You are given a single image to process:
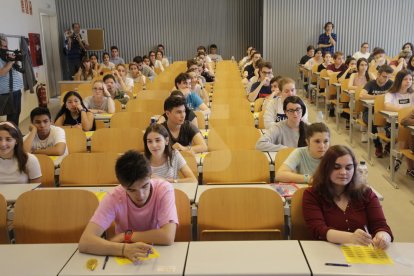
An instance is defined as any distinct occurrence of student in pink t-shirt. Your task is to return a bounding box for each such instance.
[79,150,178,262]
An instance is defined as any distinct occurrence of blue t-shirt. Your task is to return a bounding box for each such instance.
[250,82,272,101]
[318,32,337,54]
[186,92,203,110]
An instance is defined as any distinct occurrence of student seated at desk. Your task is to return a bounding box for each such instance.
[83,80,115,114]
[0,121,41,184]
[157,91,199,128]
[23,107,67,156]
[55,91,96,131]
[276,122,330,184]
[256,95,307,152]
[263,77,308,129]
[162,95,207,154]
[174,73,210,114]
[302,145,393,249]
[79,150,178,261]
[144,124,197,183]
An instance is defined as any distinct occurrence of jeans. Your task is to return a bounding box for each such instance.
[7,90,22,126]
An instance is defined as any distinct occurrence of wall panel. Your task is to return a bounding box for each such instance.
[56,0,262,64]
[263,0,414,78]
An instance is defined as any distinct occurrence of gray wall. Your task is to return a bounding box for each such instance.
[263,0,414,79]
[56,0,262,65]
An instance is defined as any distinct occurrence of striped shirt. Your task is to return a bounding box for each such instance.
[151,150,186,180]
[0,59,23,94]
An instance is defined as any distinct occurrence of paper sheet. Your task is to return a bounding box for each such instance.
[341,245,394,264]
[94,191,107,202]
[114,248,160,265]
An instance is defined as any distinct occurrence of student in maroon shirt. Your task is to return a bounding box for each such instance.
[302,145,393,249]
[327,51,348,79]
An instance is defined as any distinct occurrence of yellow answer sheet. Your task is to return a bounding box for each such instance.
[341,245,393,265]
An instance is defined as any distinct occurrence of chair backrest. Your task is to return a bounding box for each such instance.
[179,151,199,178]
[198,187,284,241]
[397,107,414,144]
[373,94,386,126]
[274,147,295,174]
[64,128,87,153]
[354,87,365,114]
[257,110,265,129]
[34,154,55,187]
[194,110,206,129]
[203,149,269,184]
[339,79,350,102]
[254,98,265,112]
[290,187,313,240]
[174,189,191,242]
[60,153,119,186]
[110,112,153,130]
[319,70,328,89]
[137,90,171,100]
[91,128,145,153]
[13,189,98,243]
[126,99,165,114]
[208,126,260,151]
[0,193,8,244]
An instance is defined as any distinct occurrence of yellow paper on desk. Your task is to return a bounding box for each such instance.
[95,192,107,202]
[114,248,160,265]
[49,156,58,161]
[341,245,393,264]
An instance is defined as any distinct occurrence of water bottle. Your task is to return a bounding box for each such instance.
[358,161,368,185]
[316,111,324,123]
[231,56,235,62]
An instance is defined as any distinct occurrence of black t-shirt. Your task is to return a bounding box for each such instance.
[363,80,393,95]
[299,55,312,65]
[244,64,255,80]
[162,120,199,147]
[250,82,272,101]
[317,63,327,72]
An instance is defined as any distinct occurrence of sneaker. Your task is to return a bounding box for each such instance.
[361,132,368,143]
[407,169,414,178]
[329,108,335,117]
[394,158,402,172]
[345,120,350,130]
[375,144,383,158]
[384,143,391,156]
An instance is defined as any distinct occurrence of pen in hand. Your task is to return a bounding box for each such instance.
[364,225,373,248]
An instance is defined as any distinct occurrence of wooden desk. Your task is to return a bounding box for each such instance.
[0,243,78,276]
[185,240,310,276]
[301,240,414,276]
[379,110,399,188]
[360,99,375,165]
[59,242,188,276]
[0,183,40,202]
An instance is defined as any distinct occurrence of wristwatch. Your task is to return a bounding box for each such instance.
[124,230,133,243]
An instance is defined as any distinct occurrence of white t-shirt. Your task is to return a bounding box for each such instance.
[23,125,68,156]
[384,92,414,109]
[352,51,370,61]
[151,150,186,180]
[0,153,42,183]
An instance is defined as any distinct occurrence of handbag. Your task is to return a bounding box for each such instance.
[0,91,15,116]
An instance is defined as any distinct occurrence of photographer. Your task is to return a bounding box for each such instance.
[65,22,88,80]
[0,34,23,125]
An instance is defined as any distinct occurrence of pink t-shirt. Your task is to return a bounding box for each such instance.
[90,179,178,234]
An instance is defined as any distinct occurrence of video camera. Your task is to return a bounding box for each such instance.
[0,48,24,62]
[0,48,25,73]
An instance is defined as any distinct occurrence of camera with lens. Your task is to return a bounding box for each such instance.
[0,48,24,62]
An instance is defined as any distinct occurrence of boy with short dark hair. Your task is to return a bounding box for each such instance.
[23,107,67,156]
[79,150,178,262]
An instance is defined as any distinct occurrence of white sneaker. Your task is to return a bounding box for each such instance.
[361,132,368,143]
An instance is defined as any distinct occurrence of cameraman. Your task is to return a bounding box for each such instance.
[0,34,23,125]
[65,22,88,80]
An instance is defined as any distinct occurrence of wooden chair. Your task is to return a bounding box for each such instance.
[0,194,8,244]
[254,97,265,112]
[198,187,284,241]
[34,154,55,187]
[64,128,87,153]
[60,153,119,186]
[373,94,390,144]
[290,187,312,240]
[203,149,269,184]
[398,107,414,163]
[126,99,165,114]
[136,89,170,100]
[274,147,295,175]
[110,112,153,130]
[174,189,191,242]
[179,151,199,178]
[257,110,265,129]
[208,126,260,151]
[194,110,206,129]
[13,189,98,243]
[114,100,124,112]
[91,128,145,153]
[354,87,367,128]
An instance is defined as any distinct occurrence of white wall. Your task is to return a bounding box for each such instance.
[0,0,56,123]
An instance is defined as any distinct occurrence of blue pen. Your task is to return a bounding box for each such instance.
[325,263,351,267]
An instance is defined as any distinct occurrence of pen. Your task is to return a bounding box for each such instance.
[325,263,351,267]
[364,225,374,248]
[102,255,109,270]
[146,243,154,257]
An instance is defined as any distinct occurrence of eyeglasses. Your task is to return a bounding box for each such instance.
[286,108,302,114]
[261,70,272,75]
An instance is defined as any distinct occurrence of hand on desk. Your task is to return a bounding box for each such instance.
[373,231,392,250]
[123,242,153,262]
[351,228,372,246]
